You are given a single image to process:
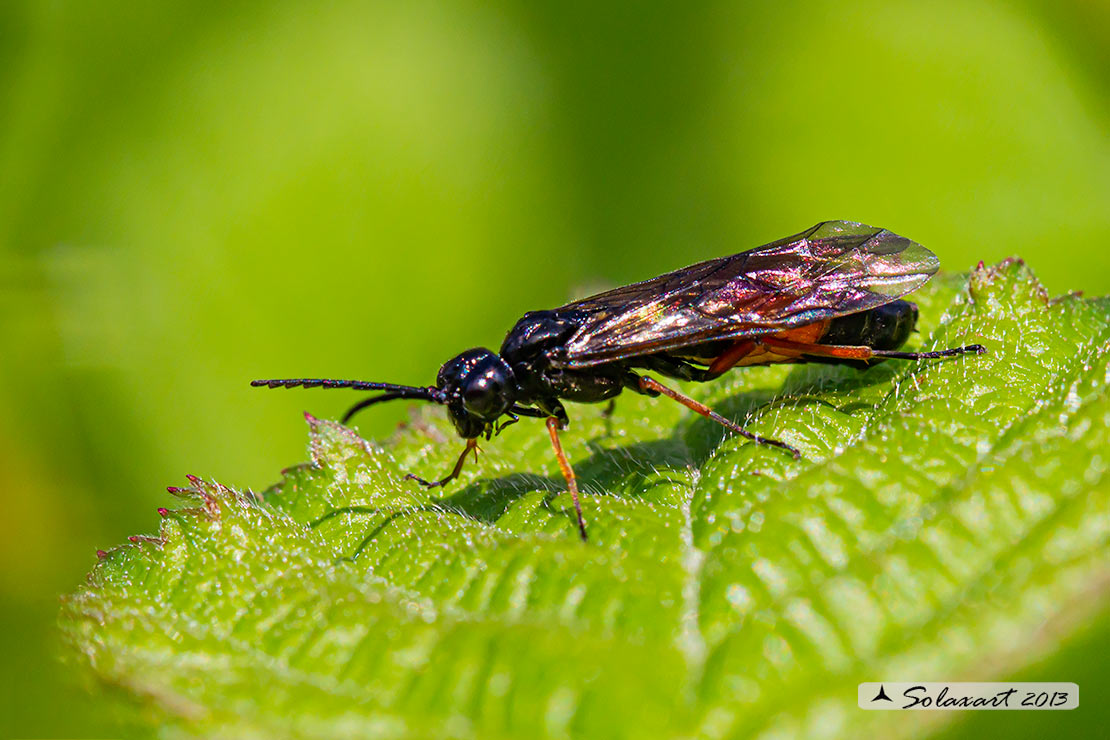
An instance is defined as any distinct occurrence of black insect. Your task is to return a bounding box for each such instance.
[253,221,985,541]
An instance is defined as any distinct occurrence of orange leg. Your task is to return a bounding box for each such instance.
[547,416,588,541]
[406,438,479,488]
[638,376,800,458]
[760,336,986,361]
[707,339,758,376]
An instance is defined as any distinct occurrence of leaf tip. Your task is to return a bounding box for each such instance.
[128,535,163,548]
[968,256,1051,307]
[305,409,380,468]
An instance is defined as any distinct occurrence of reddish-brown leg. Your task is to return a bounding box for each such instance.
[546,416,588,541]
[638,375,800,458]
[707,339,758,377]
[759,336,986,361]
[406,438,479,488]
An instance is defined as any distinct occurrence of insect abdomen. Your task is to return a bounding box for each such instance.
[820,299,918,351]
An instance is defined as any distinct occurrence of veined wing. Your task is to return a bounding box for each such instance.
[559,221,939,368]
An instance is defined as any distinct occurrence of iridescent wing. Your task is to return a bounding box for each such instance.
[559,221,939,368]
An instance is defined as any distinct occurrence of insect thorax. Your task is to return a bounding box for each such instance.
[500,310,625,405]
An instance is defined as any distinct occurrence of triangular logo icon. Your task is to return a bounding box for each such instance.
[872,684,893,702]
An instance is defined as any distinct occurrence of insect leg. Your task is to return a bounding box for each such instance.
[635,341,759,382]
[509,405,547,418]
[707,339,758,377]
[546,416,588,542]
[494,413,519,436]
[636,375,800,459]
[635,355,719,382]
[760,337,986,361]
[405,438,479,488]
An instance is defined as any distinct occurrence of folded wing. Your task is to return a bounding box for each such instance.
[560,221,939,368]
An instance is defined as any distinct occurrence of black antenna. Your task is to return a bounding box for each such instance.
[250,378,447,424]
[251,378,440,394]
[341,392,417,423]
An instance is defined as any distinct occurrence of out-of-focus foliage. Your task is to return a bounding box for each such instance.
[1,0,1107,736]
[62,263,1110,738]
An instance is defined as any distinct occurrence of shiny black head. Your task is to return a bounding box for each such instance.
[249,348,516,436]
[436,348,517,438]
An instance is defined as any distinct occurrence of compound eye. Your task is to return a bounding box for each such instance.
[463,375,506,420]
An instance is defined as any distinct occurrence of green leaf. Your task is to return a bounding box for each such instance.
[61,260,1110,739]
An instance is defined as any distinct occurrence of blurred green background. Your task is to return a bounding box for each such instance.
[0,0,1106,736]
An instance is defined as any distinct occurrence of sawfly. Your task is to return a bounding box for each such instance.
[254,221,985,540]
